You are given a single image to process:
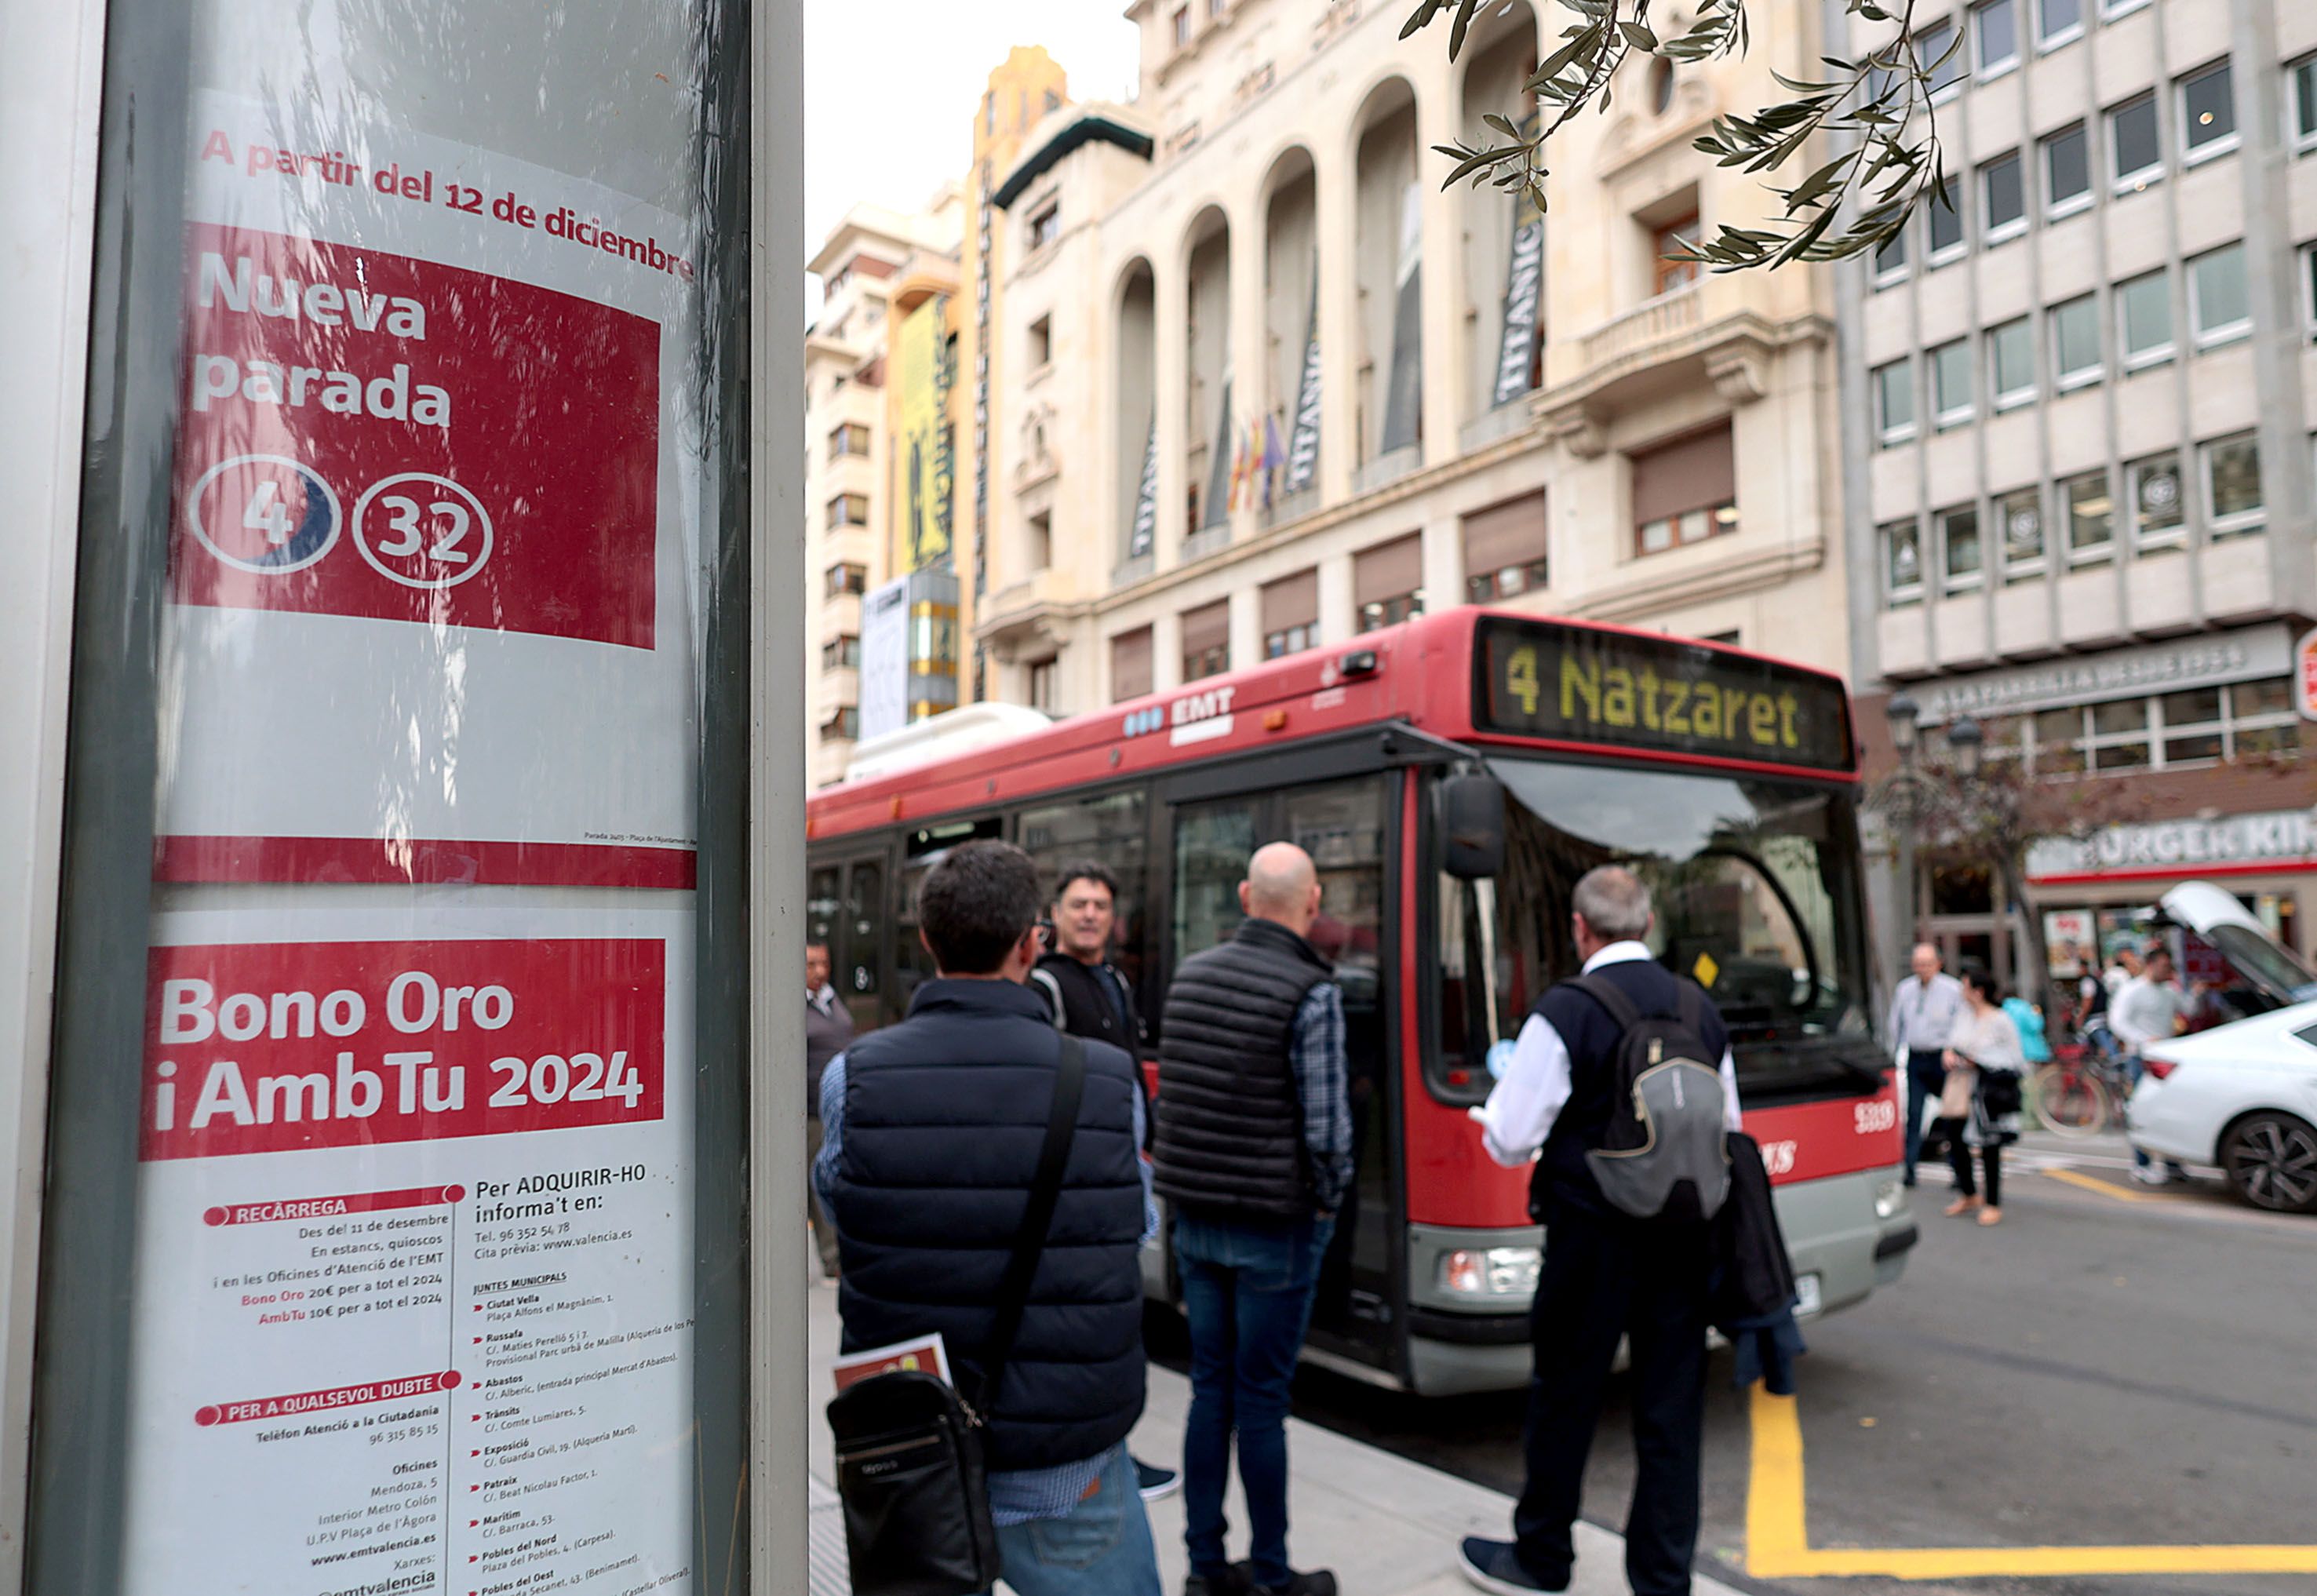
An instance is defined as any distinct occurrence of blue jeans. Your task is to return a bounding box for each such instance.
[1903,1051,1945,1183]
[987,1445,1160,1596]
[1172,1213,1335,1589]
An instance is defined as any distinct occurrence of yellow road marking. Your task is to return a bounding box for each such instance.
[1745,1386,2317,1580]
[2039,1165,2153,1202]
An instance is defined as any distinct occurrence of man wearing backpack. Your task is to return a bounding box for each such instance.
[1458,867,1742,1596]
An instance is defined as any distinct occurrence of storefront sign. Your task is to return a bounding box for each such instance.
[2027,810,2317,881]
[2296,627,2317,722]
[1913,626,2292,725]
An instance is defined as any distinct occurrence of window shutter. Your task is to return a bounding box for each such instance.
[1630,422,1736,529]
[1260,570,1319,636]
[1110,627,1154,701]
[1460,493,1547,577]
[1353,534,1423,607]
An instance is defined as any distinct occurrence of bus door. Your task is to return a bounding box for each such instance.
[1159,771,1403,1377]
[809,845,898,1033]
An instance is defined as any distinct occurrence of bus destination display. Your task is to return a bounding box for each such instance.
[1475,619,1853,772]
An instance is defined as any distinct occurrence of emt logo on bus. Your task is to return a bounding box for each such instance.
[1475,619,1853,772]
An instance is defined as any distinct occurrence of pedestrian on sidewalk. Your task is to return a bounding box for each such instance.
[1152,842,1352,1596]
[1887,943,1965,1187]
[1459,866,1741,1596]
[1031,859,1181,1506]
[803,939,852,1281]
[2110,944,2195,1186]
[814,840,1161,1596]
[1936,962,2025,1227]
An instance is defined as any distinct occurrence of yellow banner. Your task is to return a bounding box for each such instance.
[894,297,952,570]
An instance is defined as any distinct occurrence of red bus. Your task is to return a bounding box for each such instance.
[805,607,1916,1394]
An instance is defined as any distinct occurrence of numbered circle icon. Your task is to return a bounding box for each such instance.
[185,454,342,574]
[352,472,495,591]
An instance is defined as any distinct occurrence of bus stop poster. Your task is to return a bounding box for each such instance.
[119,905,694,1595]
[157,92,705,862]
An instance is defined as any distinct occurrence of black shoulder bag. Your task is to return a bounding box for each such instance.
[826,1035,1086,1596]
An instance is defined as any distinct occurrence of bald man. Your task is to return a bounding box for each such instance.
[1152,842,1352,1596]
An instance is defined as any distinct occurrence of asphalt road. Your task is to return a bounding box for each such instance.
[1164,1134,2317,1595]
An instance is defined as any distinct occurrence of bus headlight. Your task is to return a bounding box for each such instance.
[1440,1246,1541,1299]
[1874,1179,1907,1221]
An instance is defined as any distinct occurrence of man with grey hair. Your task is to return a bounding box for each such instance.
[1153,841,1353,1596]
[1885,942,1964,1187]
[1459,865,1741,1596]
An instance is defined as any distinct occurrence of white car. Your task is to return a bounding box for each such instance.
[2129,884,2317,1215]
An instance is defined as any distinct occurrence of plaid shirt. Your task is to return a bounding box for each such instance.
[1290,982,1355,1214]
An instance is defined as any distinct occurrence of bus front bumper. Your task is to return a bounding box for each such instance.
[1401,1170,1914,1396]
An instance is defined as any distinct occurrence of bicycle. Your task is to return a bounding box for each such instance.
[2031,1021,2133,1138]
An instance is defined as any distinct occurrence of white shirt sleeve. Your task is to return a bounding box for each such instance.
[1475,1012,1573,1168]
[1719,1049,1743,1132]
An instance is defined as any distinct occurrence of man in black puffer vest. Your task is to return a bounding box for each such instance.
[1458,867,1741,1596]
[1153,843,1353,1596]
[814,840,1162,1596]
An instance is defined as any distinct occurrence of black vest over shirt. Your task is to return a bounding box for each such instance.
[1152,918,1333,1225]
[826,978,1146,1470]
[1532,957,1731,1221]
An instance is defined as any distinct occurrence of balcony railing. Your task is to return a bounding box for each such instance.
[1579,282,1702,372]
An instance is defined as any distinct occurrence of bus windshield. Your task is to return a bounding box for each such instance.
[1436,756,1884,1106]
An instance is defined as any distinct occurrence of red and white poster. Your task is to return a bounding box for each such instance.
[120,905,694,1595]
[156,93,708,876]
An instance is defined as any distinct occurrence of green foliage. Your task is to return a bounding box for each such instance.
[1406,0,1951,271]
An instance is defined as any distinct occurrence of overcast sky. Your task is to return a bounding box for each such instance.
[802,1,1143,300]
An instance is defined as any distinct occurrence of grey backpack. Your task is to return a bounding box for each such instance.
[1571,974,1731,1224]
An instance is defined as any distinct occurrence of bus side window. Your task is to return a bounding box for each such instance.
[1172,798,1262,967]
[844,860,883,1032]
[1019,787,1151,1044]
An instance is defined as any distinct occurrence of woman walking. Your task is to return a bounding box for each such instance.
[1938,962,2026,1226]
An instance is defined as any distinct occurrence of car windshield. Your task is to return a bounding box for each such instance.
[1434,756,1884,1105]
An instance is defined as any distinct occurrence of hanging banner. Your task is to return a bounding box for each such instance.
[895,297,953,570]
[1283,275,1321,499]
[1379,183,1424,456]
[121,903,694,1594]
[858,575,912,744]
[1200,377,1233,531]
[1492,202,1544,409]
[158,93,704,873]
[1126,418,1158,562]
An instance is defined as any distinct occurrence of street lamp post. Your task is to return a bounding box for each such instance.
[1885,693,1995,967]
[1887,691,1921,944]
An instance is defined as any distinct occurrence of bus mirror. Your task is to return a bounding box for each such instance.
[1440,773,1506,880]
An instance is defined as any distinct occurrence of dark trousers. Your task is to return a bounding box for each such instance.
[805,1117,839,1277]
[1903,1051,1947,1183]
[1173,1213,1333,1589]
[1514,1206,1710,1596]
[1940,1123,2002,1205]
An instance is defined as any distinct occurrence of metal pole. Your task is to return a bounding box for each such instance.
[1896,776,1920,947]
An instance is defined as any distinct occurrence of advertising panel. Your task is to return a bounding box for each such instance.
[123,905,693,1593]
[894,297,953,571]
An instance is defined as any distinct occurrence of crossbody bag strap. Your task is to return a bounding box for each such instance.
[971,1034,1086,1417]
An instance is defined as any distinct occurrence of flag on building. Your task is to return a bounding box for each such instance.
[1260,414,1285,509]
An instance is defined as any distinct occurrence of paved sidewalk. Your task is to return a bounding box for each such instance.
[804,1281,1746,1596]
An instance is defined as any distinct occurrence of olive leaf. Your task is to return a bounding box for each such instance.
[1404,0,1947,271]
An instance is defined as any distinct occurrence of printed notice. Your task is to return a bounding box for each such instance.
[118,906,694,1596]
[157,92,707,859]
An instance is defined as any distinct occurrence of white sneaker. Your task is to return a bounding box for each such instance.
[2130,1164,2170,1186]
